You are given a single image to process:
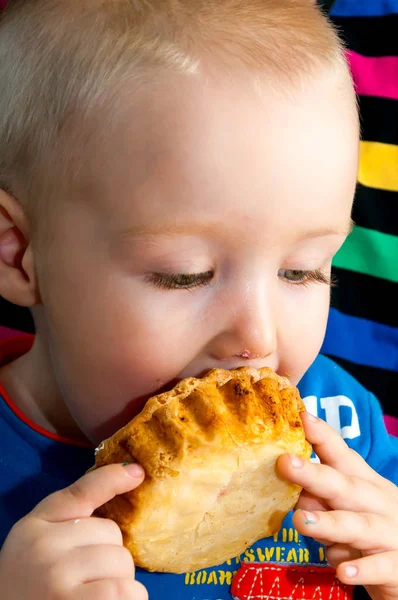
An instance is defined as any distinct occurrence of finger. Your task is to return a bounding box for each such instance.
[295,491,329,513]
[293,509,392,551]
[300,412,383,484]
[33,464,144,522]
[336,551,398,586]
[326,544,362,569]
[63,545,135,585]
[40,517,124,550]
[277,454,386,513]
[74,578,148,600]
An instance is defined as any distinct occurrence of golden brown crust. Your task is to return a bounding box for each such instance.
[95,367,311,574]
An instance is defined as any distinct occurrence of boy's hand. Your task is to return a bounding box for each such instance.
[0,463,147,600]
[278,412,398,600]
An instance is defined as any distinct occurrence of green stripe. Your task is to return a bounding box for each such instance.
[332,226,398,283]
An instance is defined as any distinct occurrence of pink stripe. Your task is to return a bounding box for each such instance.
[0,326,26,342]
[347,51,398,101]
[385,415,398,438]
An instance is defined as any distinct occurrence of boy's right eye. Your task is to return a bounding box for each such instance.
[146,271,214,290]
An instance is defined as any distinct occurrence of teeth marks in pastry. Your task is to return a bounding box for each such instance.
[94,367,312,574]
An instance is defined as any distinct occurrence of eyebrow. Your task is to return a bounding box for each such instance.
[119,218,355,240]
[299,218,355,240]
[119,222,220,239]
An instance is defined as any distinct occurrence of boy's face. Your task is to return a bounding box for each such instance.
[33,70,358,444]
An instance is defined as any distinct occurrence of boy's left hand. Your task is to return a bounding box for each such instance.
[277,412,398,600]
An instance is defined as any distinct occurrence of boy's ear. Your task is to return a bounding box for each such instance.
[0,189,40,307]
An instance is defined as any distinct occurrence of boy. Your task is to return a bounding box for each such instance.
[0,1,397,599]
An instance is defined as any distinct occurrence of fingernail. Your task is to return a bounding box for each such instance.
[305,412,318,423]
[301,510,318,525]
[343,565,359,579]
[123,463,144,478]
[289,455,304,469]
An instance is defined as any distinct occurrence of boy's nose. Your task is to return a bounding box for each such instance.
[209,289,278,367]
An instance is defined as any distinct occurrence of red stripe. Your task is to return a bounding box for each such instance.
[348,51,398,101]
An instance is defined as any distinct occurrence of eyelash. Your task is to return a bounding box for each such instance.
[147,268,335,290]
[147,271,214,290]
[278,269,335,287]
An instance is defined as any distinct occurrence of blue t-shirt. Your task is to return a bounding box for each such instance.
[1,350,397,600]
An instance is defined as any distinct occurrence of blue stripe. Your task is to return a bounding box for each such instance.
[321,308,398,372]
[331,0,398,17]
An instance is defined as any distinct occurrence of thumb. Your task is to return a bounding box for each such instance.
[32,463,144,523]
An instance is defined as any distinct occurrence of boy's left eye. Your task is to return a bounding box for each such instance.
[146,271,214,290]
[278,269,332,286]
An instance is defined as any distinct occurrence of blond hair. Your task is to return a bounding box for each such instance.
[0,0,348,222]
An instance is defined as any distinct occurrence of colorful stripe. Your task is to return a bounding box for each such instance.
[348,52,398,101]
[332,267,397,327]
[333,226,398,282]
[0,299,34,333]
[332,0,398,17]
[358,141,398,193]
[359,96,398,147]
[327,354,398,415]
[322,309,398,371]
[385,415,398,437]
[332,16,398,57]
[0,326,27,342]
[353,183,398,237]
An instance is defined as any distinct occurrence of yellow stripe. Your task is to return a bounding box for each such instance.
[358,141,398,192]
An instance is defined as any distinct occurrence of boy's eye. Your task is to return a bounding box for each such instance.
[278,269,333,286]
[147,271,214,290]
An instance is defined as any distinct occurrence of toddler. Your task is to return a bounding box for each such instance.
[0,1,397,599]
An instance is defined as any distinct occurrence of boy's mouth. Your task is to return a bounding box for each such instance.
[153,377,181,396]
[153,363,283,398]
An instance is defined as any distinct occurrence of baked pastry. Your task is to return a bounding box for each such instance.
[94,367,311,574]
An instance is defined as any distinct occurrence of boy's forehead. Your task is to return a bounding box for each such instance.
[92,68,356,169]
[78,69,357,238]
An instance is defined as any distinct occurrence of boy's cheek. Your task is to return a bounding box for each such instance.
[280,280,332,385]
[49,318,199,440]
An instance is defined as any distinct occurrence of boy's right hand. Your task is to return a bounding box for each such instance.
[0,463,147,599]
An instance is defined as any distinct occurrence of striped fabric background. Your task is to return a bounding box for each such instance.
[320,0,398,434]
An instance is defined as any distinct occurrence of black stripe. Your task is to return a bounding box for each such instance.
[330,268,398,327]
[359,95,398,147]
[0,297,34,333]
[323,354,398,417]
[352,183,398,237]
[317,0,335,13]
[331,15,398,57]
